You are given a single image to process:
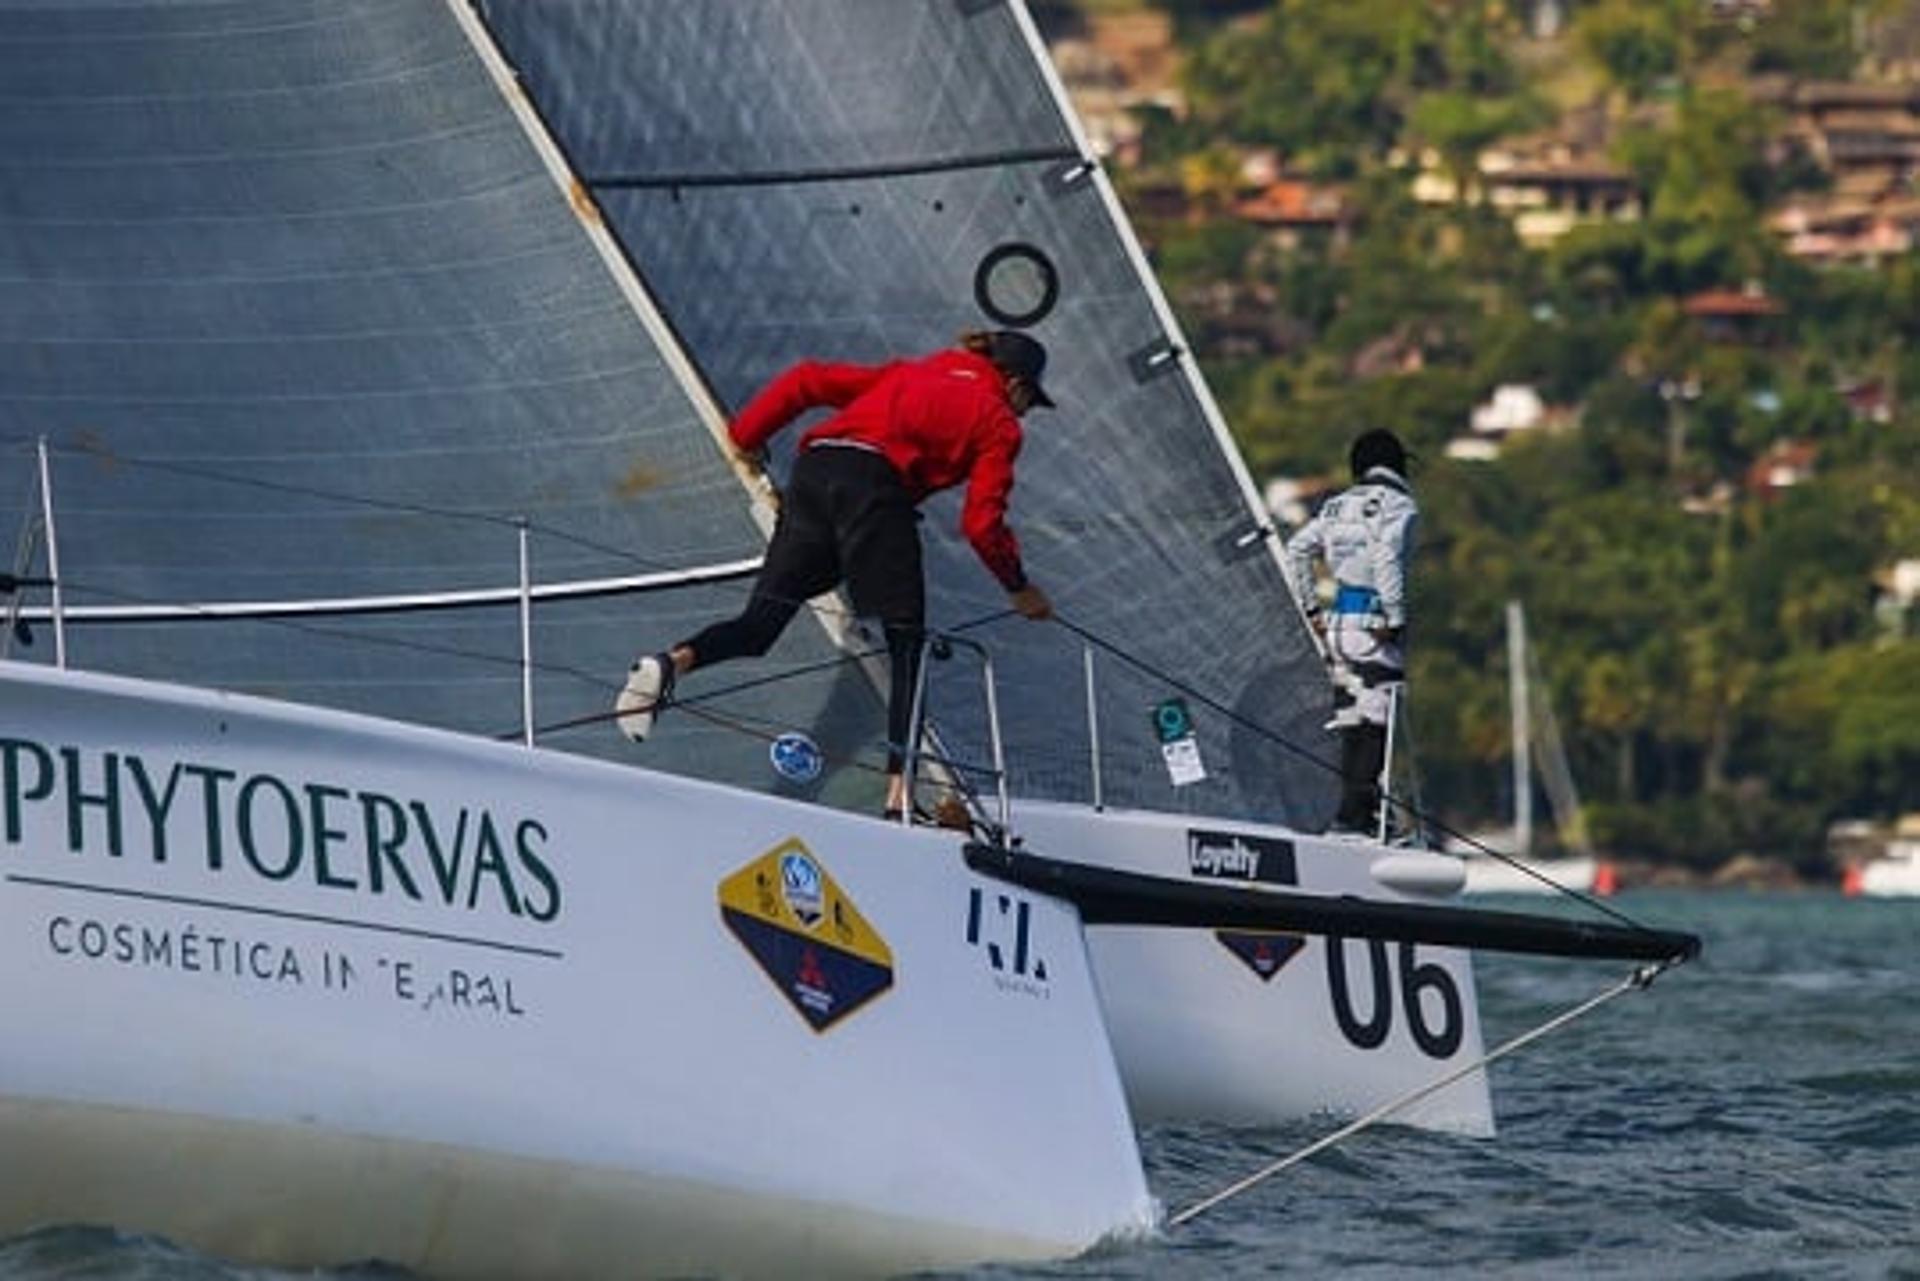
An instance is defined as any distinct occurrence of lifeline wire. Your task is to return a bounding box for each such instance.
[0,431,876,630]
[0,431,960,736]
[1169,960,1673,1228]
[516,606,1020,740]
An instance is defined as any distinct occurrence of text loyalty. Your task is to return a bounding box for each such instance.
[1,737,560,923]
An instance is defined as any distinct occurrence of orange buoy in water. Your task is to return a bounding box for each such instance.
[1842,864,1865,896]
[1593,861,1619,897]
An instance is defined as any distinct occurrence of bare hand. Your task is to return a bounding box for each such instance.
[1010,584,1054,621]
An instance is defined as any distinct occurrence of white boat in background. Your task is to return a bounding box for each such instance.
[1459,602,1612,896]
[1846,819,1920,896]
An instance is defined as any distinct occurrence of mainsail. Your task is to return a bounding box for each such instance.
[476,0,1341,827]
[0,0,882,806]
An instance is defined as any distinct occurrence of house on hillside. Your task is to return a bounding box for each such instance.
[1478,153,1641,247]
[1840,376,1898,424]
[1233,179,1353,252]
[1758,79,1920,194]
[1447,383,1576,461]
[1744,438,1818,499]
[1046,9,1182,167]
[1264,474,1339,530]
[1875,557,1920,636]
[1408,126,1642,246]
[1175,279,1310,358]
[1348,326,1436,379]
[1682,285,1785,342]
[1772,194,1918,265]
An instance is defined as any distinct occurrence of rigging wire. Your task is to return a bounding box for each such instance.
[1050,612,1663,937]
[39,573,616,687]
[511,609,1024,814]
[26,567,994,796]
[1168,959,1677,1228]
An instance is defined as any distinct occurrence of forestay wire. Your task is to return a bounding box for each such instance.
[1169,960,1676,1228]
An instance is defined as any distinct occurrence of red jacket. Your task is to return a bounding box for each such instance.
[729,349,1029,591]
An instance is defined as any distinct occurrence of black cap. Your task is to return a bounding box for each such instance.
[1350,428,1407,480]
[986,330,1056,408]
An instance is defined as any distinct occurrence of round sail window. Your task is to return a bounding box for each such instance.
[974,242,1059,328]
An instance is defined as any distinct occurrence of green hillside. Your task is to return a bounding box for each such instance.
[1056,0,1920,877]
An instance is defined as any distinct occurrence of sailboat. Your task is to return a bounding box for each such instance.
[469,0,1519,1133]
[1458,602,1609,895]
[0,1,1696,1276]
[1845,817,1920,896]
[0,3,1159,1273]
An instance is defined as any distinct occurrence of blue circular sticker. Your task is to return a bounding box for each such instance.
[769,731,824,783]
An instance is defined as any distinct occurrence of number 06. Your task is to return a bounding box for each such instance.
[1326,938,1465,1058]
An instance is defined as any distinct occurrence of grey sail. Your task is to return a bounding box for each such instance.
[477,0,1340,827]
[0,0,885,806]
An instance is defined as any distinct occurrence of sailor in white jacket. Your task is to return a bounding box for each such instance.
[1285,429,1417,833]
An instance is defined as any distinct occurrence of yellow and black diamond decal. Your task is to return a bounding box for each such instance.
[718,837,894,1032]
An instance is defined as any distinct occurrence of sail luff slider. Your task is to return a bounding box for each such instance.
[965,844,1702,964]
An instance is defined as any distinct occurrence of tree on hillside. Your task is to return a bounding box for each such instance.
[1615,86,1776,287]
[1574,0,1689,100]
[1178,0,1525,172]
[1761,642,1920,817]
[1749,0,1872,78]
[1406,91,1545,207]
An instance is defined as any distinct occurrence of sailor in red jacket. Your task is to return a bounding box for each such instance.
[616,330,1056,818]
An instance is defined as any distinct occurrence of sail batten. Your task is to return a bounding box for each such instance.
[590,146,1083,189]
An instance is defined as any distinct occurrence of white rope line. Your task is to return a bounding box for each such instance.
[1168,961,1668,1228]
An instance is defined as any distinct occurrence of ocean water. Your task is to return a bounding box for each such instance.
[5,891,1915,1279]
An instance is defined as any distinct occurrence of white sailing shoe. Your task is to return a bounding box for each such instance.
[615,653,675,741]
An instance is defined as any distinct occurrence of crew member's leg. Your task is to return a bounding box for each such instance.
[1329,620,1403,834]
[615,452,840,741]
[1335,722,1387,833]
[834,453,924,815]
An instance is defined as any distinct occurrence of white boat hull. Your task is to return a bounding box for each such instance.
[1,1095,1070,1279]
[0,663,1153,1278]
[1011,802,1495,1137]
[1857,842,1920,896]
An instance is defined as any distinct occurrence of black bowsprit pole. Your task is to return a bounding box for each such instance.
[965,843,1702,965]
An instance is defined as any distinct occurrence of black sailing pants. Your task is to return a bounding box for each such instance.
[679,445,926,771]
[1336,722,1387,833]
